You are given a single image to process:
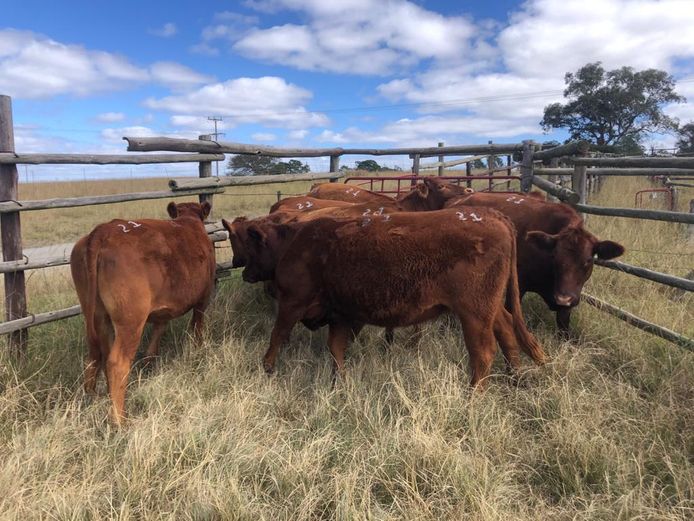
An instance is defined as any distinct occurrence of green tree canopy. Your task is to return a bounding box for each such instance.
[541,62,684,146]
[226,155,310,176]
[676,122,694,154]
[355,159,383,171]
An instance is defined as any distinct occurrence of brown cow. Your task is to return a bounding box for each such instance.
[269,195,355,215]
[309,182,396,204]
[424,180,625,331]
[229,210,546,384]
[70,202,216,424]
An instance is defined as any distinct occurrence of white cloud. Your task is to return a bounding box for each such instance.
[149,61,214,90]
[149,23,177,38]
[144,76,329,129]
[100,125,200,143]
[288,129,308,140]
[251,132,276,142]
[96,112,126,123]
[0,29,213,99]
[226,0,478,75]
[0,29,148,98]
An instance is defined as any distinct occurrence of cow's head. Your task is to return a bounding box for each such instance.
[222,217,296,283]
[167,201,211,221]
[222,216,251,269]
[526,225,624,307]
[422,177,474,208]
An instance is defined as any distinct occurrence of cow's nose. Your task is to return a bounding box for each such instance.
[555,294,579,307]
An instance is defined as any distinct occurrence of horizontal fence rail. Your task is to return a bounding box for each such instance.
[573,157,694,168]
[0,153,225,165]
[534,167,694,177]
[0,187,225,214]
[595,259,694,291]
[168,172,342,190]
[124,136,525,158]
[583,294,694,350]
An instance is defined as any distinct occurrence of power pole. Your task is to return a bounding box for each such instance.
[207,116,224,176]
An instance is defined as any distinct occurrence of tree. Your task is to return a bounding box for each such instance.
[614,135,645,156]
[355,159,382,171]
[676,122,694,154]
[226,155,310,175]
[541,62,684,146]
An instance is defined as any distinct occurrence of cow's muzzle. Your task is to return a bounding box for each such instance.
[554,293,579,307]
[242,271,258,283]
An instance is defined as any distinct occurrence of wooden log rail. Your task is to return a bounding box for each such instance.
[583,294,694,350]
[0,223,228,274]
[535,167,694,177]
[168,172,343,190]
[531,176,580,204]
[533,140,589,161]
[0,257,235,336]
[595,259,694,291]
[0,153,225,164]
[124,136,524,158]
[0,187,225,214]
[573,157,694,168]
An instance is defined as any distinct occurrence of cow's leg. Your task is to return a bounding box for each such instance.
[189,305,206,341]
[328,322,351,379]
[349,323,364,342]
[384,328,395,345]
[459,314,497,388]
[493,309,521,376]
[556,308,572,334]
[143,321,167,361]
[106,319,146,426]
[84,309,111,395]
[263,301,304,374]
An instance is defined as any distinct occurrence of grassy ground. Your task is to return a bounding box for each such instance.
[0,173,692,519]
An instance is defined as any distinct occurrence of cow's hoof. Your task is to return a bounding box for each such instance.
[263,361,275,375]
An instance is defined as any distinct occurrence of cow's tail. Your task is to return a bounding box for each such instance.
[504,220,546,365]
[83,230,102,350]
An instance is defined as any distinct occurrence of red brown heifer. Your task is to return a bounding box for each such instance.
[433,185,625,331]
[232,210,546,385]
[70,202,216,425]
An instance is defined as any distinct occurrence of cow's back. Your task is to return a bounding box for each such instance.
[309,183,395,204]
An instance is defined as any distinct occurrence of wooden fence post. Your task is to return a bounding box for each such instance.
[466,160,472,188]
[547,157,560,201]
[688,199,694,243]
[0,96,28,353]
[197,135,214,213]
[520,140,534,193]
[411,154,420,175]
[329,155,340,181]
[437,142,444,176]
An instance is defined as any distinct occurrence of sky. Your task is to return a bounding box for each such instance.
[3,0,694,180]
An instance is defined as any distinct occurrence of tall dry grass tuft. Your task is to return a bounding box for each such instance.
[0,174,691,519]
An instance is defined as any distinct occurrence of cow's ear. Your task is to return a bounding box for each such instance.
[526,230,557,251]
[247,224,267,245]
[594,240,624,260]
[201,201,212,220]
[221,218,234,236]
[416,182,429,198]
[167,202,178,218]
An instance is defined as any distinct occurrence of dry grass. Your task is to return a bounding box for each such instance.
[0,173,692,519]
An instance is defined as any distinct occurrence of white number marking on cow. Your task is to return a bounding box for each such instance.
[345,188,361,197]
[362,208,372,216]
[361,216,372,227]
[382,214,391,222]
[374,207,385,216]
[118,221,142,233]
[506,195,525,204]
[305,200,313,208]
[456,211,482,222]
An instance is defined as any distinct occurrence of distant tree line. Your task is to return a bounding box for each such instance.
[226,155,311,176]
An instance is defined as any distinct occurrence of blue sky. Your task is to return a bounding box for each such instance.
[2,0,694,179]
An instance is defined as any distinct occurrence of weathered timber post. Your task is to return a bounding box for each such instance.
[506,154,512,176]
[466,160,472,188]
[437,142,444,176]
[520,140,534,193]
[688,200,694,242]
[276,190,281,203]
[411,153,420,187]
[547,157,560,202]
[329,155,340,176]
[197,135,214,213]
[0,96,28,353]
[572,149,588,219]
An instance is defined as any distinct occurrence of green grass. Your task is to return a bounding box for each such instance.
[0,174,692,519]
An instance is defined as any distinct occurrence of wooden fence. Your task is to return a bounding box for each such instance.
[1,94,692,351]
